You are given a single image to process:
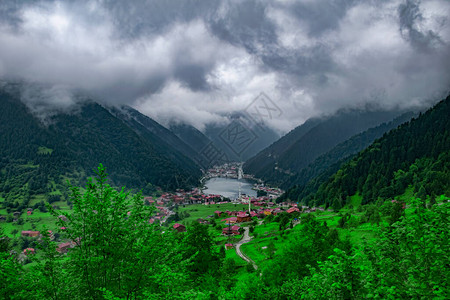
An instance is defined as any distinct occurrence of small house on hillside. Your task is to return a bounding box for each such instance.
[21,231,40,238]
[58,215,68,222]
[221,217,237,224]
[173,223,186,233]
[222,225,240,236]
[263,209,273,216]
[287,207,300,214]
[236,212,251,222]
[23,248,35,255]
[57,242,74,254]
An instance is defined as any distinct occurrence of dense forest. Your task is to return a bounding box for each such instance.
[244,109,405,187]
[0,82,201,215]
[283,95,450,208]
[280,112,416,190]
[1,165,448,299]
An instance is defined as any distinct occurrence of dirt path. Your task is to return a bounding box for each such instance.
[235,226,258,270]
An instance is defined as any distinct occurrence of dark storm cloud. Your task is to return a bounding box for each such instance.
[101,0,218,38]
[285,0,358,37]
[0,0,449,132]
[398,0,443,51]
[208,0,278,53]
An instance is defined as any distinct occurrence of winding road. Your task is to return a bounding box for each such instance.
[235,226,258,270]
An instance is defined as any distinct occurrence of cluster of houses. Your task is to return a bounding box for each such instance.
[169,201,327,237]
[253,184,284,199]
[205,165,239,179]
[19,215,78,256]
[20,230,65,256]
[145,189,225,207]
[20,235,78,256]
[203,163,255,181]
[148,206,172,224]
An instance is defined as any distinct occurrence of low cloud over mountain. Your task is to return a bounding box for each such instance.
[0,0,449,133]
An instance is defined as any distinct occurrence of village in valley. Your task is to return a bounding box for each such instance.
[13,162,329,268]
[145,162,323,228]
[140,162,329,267]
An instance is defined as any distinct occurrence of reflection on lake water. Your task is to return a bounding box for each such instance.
[203,177,256,199]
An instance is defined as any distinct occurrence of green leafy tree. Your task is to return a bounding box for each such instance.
[388,200,405,225]
[181,222,221,278]
[49,164,161,299]
[266,241,276,259]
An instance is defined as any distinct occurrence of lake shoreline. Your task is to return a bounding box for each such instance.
[202,177,257,200]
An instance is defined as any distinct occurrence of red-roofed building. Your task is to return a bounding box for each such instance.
[221,217,237,224]
[214,211,223,216]
[23,248,35,255]
[57,242,74,254]
[222,225,240,236]
[225,243,233,250]
[21,231,40,238]
[237,212,251,222]
[287,207,300,214]
[173,223,186,233]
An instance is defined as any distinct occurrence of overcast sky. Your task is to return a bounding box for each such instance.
[1,0,449,133]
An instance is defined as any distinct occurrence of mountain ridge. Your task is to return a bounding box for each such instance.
[0,83,201,205]
[244,108,406,185]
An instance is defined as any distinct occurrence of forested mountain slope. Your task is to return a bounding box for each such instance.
[0,83,201,206]
[169,123,211,155]
[243,117,322,179]
[279,112,416,200]
[244,109,403,185]
[292,95,450,207]
[109,105,202,166]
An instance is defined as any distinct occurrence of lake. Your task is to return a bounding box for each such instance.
[203,177,257,199]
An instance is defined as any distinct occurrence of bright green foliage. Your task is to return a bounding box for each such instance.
[262,216,341,287]
[0,252,25,299]
[283,248,364,299]
[181,222,221,277]
[290,199,450,299]
[362,199,450,298]
[48,164,167,298]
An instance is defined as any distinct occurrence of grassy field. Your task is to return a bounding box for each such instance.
[225,247,247,267]
[1,203,71,238]
[253,221,279,238]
